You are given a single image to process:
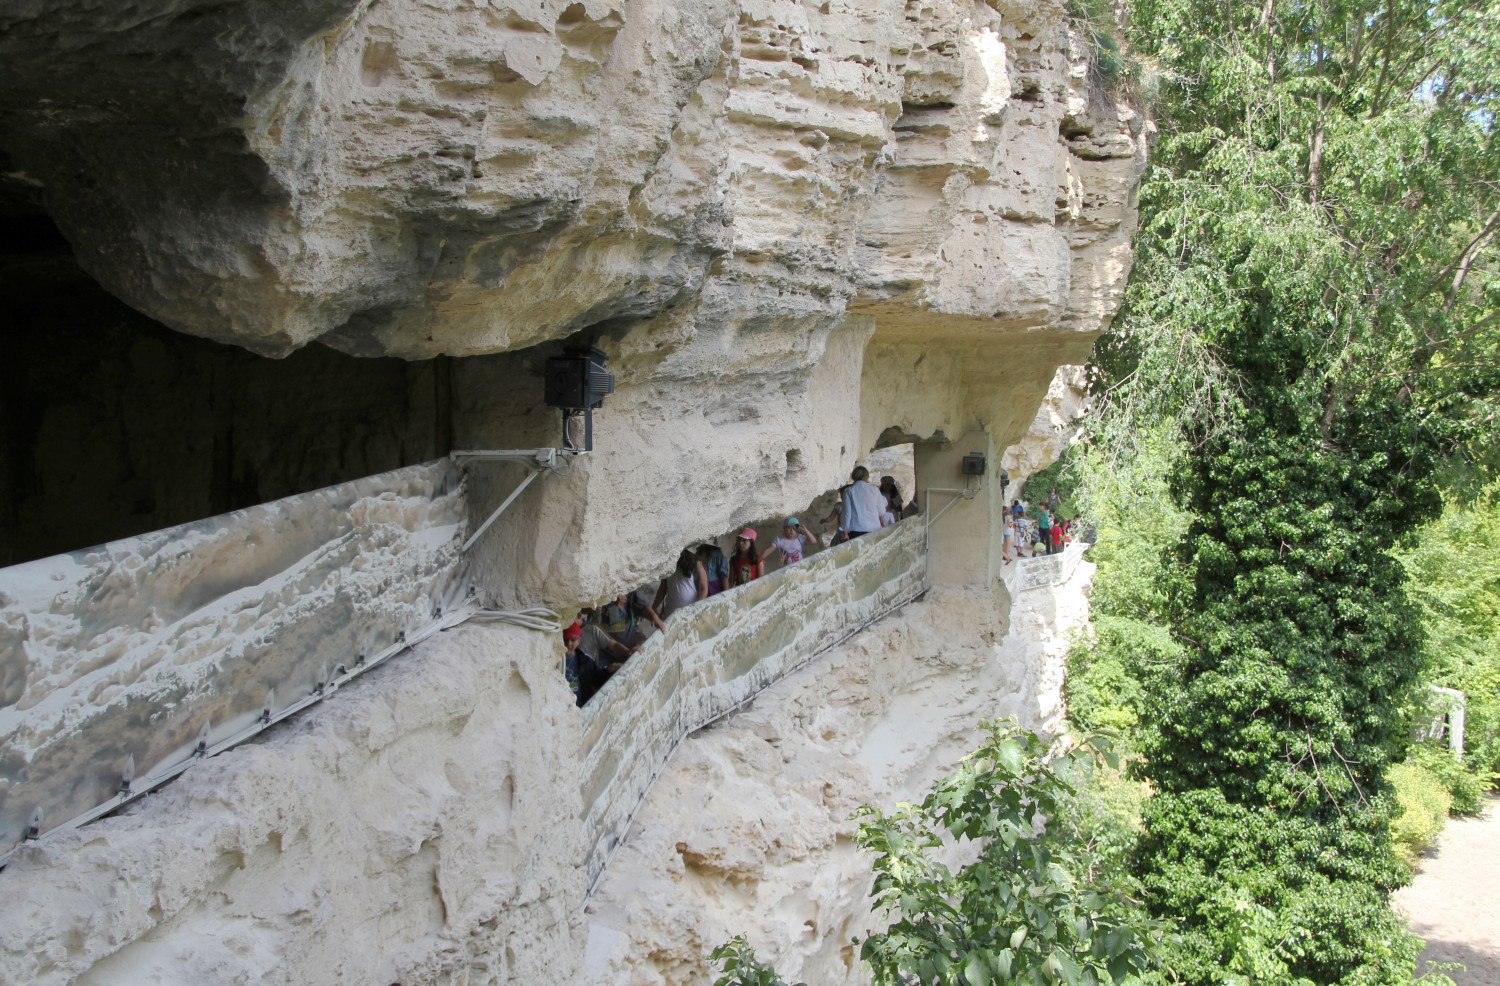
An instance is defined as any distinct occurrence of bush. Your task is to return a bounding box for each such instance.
[857,724,1172,986]
[713,728,1167,986]
[1389,762,1452,868]
[1065,615,1183,744]
[1398,490,1500,796]
[1056,752,1148,884]
[1406,743,1489,817]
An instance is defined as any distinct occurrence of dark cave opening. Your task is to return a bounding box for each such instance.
[0,212,455,566]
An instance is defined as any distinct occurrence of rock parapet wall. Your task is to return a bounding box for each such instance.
[581,516,928,885]
[0,460,469,852]
[584,549,1097,985]
[0,622,585,986]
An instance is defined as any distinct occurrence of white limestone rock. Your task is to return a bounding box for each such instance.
[1003,363,1092,486]
[0,622,585,986]
[584,557,1096,986]
[1,0,1143,360]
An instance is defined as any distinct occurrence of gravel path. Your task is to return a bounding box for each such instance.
[1394,797,1500,984]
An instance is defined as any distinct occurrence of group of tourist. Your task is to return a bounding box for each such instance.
[1001,487,1081,562]
[563,466,913,705]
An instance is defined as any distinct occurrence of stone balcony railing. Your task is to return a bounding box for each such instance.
[2,470,930,885]
[1002,539,1089,598]
[578,516,930,887]
[0,460,470,858]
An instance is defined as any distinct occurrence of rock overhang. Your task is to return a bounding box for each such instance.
[0,1,1147,982]
[1,0,1143,363]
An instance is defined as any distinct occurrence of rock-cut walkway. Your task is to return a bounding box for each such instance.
[1394,797,1500,984]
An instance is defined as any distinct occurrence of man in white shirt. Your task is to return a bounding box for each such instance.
[840,466,888,539]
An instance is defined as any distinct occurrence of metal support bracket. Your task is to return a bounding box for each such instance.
[925,483,979,525]
[450,448,560,469]
[451,448,567,552]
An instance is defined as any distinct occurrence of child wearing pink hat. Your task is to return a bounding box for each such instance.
[728,527,762,587]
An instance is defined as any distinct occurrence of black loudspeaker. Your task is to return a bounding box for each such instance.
[544,347,615,410]
[961,453,986,476]
[544,357,587,408]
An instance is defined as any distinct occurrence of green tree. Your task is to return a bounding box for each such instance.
[1399,486,1500,792]
[1088,0,1500,981]
[714,726,1167,986]
[1063,429,1191,744]
[855,724,1171,986]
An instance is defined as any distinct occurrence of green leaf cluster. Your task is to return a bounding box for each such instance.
[1062,429,1192,745]
[1399,487,1500,787]
[710,936,805,986]
[1078,0,1500,980]
[1386,760,1453,870]
[855,723,1172,986]
[1403,743,1489,817]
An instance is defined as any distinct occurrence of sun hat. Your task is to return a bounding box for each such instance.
[785,516,800,526]
[563,623,582,642]
[738,527,758,540]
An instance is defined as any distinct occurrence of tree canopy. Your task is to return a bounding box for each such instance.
[1084,0,1500,981]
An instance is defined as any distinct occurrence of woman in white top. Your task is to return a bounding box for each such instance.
[654,548,709,618]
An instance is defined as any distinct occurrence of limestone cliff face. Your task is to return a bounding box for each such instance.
[581,370,1095,986]
[1004,363,1090,485]
[0,1,1140,983]
[0,624,586,986]
[584,566,1096,985]
[2,0,1143,611]
[2,0,1142,362]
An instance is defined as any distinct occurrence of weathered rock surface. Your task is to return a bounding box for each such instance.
[0,0,1139,982]
[584,557,1095,985]
[0,622,586,986]
[0,459,469,851]
[0,0,1143,359]
[2,0,1144,615]
[1004,363,1090,485]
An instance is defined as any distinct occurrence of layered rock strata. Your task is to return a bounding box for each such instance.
[4,0,1142,364]
[2,0,1143,611]
[0,623,586,986]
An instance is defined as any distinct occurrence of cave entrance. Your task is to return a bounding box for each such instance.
[0,213,457,567]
